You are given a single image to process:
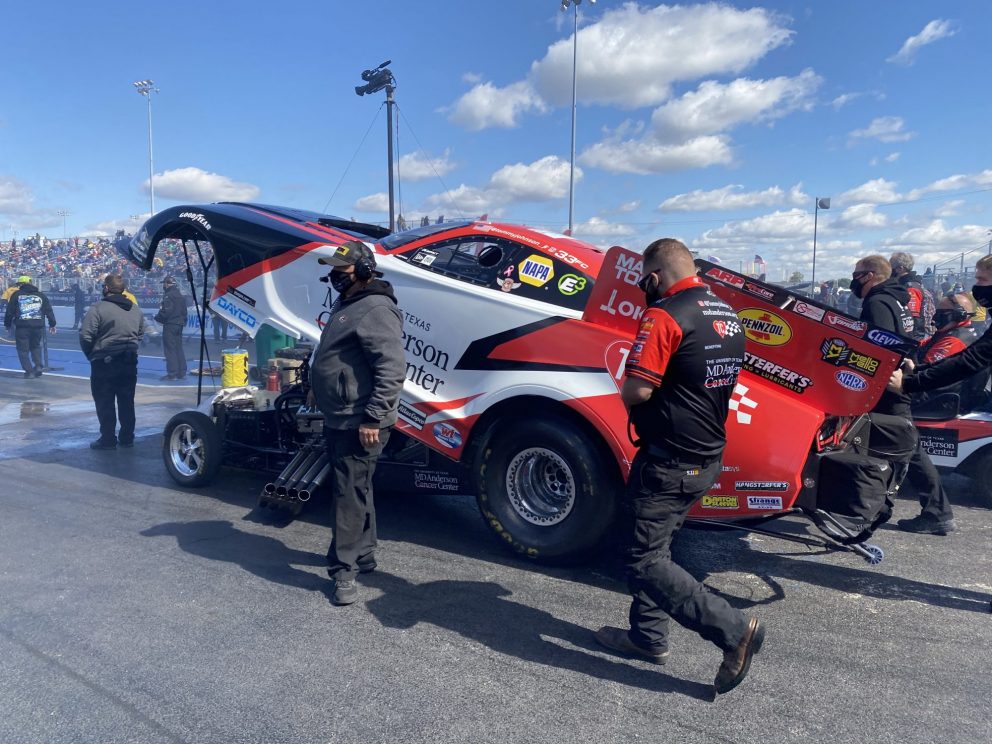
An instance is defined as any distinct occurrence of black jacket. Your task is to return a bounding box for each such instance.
[860,279,913,416]
[156,285,187,326]
[4,283,56,329]
[906,325,992,396]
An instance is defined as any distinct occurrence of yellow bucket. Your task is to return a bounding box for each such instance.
[221,348,249,388]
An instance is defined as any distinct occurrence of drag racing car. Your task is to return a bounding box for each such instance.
[120,202,949,564]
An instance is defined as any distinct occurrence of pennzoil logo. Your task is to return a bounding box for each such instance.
[738,308,792,346]
[701,495,739,509]
[518,255,555,287]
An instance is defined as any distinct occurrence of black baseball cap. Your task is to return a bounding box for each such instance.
[317,240,375,268]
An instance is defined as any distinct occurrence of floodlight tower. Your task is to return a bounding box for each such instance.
[133,79,160,216]
[355,61,397,231]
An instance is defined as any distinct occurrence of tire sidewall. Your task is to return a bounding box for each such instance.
[162,411,223,487]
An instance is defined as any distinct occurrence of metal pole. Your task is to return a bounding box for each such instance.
[567,3,578,235]
[386,85,396,232]
[811,200,819,297]
[147,92,155,216]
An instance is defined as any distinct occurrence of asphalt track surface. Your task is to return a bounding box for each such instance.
[1,350,991,743]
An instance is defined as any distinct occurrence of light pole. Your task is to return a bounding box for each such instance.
[56,209,70,240]
[560,0,594,236]
[133,79,159,216]
[811,196,830,297]
[355,62,397,231]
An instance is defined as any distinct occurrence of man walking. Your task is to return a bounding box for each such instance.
[155,276,187,380]
[310,240,405,606]
[594,239,763,696]
[3,275,56,378]
[79,275,145,449]
[71,283,87,330]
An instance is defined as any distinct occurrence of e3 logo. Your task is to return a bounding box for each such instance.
[558,273,587,296]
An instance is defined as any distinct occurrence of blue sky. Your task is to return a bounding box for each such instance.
[2,1,990,281]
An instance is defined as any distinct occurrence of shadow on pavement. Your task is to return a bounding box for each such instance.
[361,571,714,700]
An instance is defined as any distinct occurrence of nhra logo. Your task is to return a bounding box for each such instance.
[835,370,868,392]
[518,255,555,287]
[867,328,903,347]
[738,308,792,347]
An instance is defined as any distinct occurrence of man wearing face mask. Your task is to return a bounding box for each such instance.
[310,240,405,606]
[594,239,764,697]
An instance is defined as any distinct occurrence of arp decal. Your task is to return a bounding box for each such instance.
[705,267,745,289]
[736,480,789,492]
[738,308,792,347]
[835,370,868,391]
[918,428,959,458]
[557,273,587,296]
[824,312,867,336]
[432,422,463,449]
[866,328,903,347]
[701,495,739,509]
[820,337,881,377]
[518,254,555,287]
[793,301,825,322]
[747,495,784,510]
[743,351,812,393]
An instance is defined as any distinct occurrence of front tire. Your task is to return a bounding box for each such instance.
[474,416,619,563]
[163,411,223,487]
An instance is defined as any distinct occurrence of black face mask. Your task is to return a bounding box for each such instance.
[329,270,355,294]
[638,271,662,304]
[851,278,866,299]
[932,310,957,328]
[972,285,992,309]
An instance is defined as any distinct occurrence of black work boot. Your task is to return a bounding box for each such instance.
[896,514,956,535]
[331,580,358,606]
[715,617,765,695]
[594,626,669,664]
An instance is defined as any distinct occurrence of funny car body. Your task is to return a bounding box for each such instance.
[119,202,991,564]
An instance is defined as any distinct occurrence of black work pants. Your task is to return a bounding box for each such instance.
[90,352,138,443]
[162,324,186,377]
[324,427,389,582]
[14,326,44,373]
[73,306,84,329]
[906,444,954,521]
[624,449,748,654]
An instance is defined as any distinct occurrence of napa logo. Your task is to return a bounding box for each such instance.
[835,370,868,392]
[738,308,792,347]
[518,254,555,287]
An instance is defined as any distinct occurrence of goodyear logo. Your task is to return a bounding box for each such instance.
[701,495,739,509]
[519,254,555,287]
[738,308,792,347]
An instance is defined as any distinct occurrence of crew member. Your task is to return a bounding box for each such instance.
[890,251,936,342]
[310,240,405,606]
[593,238,764,697]
[155,276,187,380]
[3,275,56,378]
[71,283,87,330]
[79,274,145,449]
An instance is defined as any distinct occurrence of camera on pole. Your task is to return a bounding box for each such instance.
[354,60,398,232]
[355,60,394,96]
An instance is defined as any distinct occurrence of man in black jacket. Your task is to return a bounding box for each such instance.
[155,276,187,380]
[890,252,936,341]
[3,275,57,378]
[80,275,145,449]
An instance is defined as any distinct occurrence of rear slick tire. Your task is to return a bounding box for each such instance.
[474,416,618,564]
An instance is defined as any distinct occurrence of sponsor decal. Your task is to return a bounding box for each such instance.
[432,422,463,449]
[557,273,587,296]
[728,383,758,424]
[712,320,742,338]
[704,267,745,289]
[701,495,739,509]
[824,312,867,336]
[918,428,959,458]
[793,301,826,322]
[743,281,776,301]
[610,251,643,286]
[747,495,784,510]
[705,356,742,389]
[179,211,212,230]
[226,285,256,308]
[403,331,449,395]
[518,254,555,287]
[599,289,645,323]
[738,308,792,346]
[605,340,633,390]
[743,351,813,393]
[413,470,461,492]
[819,337,880,377]
[216,295,257,329]
[495,277,522,292]
[403,311,431,331]
[866,328,903,347]
[412,249,438,266]
[397,401,426,430]
[835,369,868,391]
[736,480,789,492]
[722,464,741,472]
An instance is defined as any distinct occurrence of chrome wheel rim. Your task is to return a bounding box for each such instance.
[169,423,205,477]
[505,447,575,526]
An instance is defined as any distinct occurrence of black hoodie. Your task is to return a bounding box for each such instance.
[860,278,914,416]
[79,292,145,360]
[3,282,56,329]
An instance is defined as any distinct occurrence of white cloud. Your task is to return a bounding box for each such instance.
[907,170,992,200]
[447,81,547,130]
[838,178,902,205]
[149,167,260,202]
[659,183,808,212]
[650,70,820,141]
[570,217,636,238]
[885,152,901,163]
[580,135,732,175]
[461,72,482,84]
[832,203,888,230]
[695,209,812,246]
[353,192,390,213]
[933,200,964,218]
[0,176,36,216]
[849,116,915,144]
[616,200,641,213]
[887,20,956,66]
[883,220,990,250]
[830,92,862,109]
[397,149,456,182]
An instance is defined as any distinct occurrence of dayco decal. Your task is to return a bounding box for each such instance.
[824,312,867,335]
[403,330,448,395]
[705,267,745,289]
[866,328,903,347]
[701,495,739,509]
[743,351,812,393]
[216,296,257,328]
[518,254,555,287]
[747,495,784,510]
[557,273,587,296]
[820,337,880,377]
[793,301,826,322]
[738,308,792,346]
[179,212,212,230]
[735,480,789,492]
[835,370,868,391]
[432,422,463,449]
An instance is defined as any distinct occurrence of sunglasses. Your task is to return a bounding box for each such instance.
[851,270,872,280]
[637,270,659,292]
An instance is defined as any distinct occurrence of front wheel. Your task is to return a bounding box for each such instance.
[474,416,619,563]
[163,411,223,487]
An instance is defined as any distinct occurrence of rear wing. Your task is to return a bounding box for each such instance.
[583,246,915,417]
